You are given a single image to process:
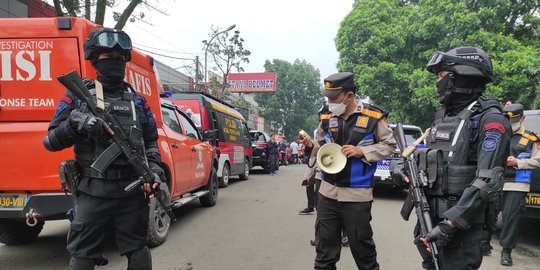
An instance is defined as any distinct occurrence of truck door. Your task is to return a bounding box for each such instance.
[161,105,192,193]
[177,110,212,188]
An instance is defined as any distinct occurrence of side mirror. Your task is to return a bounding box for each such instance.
[203,129,217,141]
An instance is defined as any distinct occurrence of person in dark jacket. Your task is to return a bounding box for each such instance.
[43,28,162,270]
[268,134,279,175]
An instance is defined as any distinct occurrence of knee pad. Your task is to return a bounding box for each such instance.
[69,257,94,270]
[127,246,152,270]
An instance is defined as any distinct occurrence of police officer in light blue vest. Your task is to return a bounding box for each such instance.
[308,72,396,270]
[499,104,540,266]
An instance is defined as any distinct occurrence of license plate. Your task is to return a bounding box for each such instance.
[525,193,540,206]
[0,194,27,208]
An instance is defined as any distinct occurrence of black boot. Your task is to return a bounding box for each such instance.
[501,248,513,266]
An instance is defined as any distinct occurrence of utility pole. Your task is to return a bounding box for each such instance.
[195,56,199,91]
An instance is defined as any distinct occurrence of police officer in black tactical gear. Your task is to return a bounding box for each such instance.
[307,72,396,270]
[499,104,540,266]
[413,46,512,270]
[43,28,162,270]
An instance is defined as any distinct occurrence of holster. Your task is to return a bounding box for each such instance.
[59,160,80,195]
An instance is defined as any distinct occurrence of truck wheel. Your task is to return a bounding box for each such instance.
[0,219,45,245]
[219,163,230,188]
[147,184,172,247]
[200,167,218,207]
[238,161,250,180]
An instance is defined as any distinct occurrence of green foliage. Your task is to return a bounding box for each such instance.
[337,0,540,128]
[254,59,323,138]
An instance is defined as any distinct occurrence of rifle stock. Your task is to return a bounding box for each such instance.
[57,70,175,221]
[395,123,441,270]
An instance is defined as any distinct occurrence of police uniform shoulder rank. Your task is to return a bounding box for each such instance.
[320,113,332,121]
[359,104,384,119]
[522,130,539,142]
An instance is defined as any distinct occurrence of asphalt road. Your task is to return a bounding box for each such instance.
[1,165,539,269]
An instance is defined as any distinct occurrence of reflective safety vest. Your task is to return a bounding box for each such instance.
[505,130,538,183]
[321,103,385,188]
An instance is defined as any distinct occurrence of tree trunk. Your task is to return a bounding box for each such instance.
[94,0,106,25]
[84,0,91,19]
[114,0,143,30]
[52,0,64,16]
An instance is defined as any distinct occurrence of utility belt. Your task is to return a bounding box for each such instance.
[415,148,476,197]
[79,166,138,180]
[429,196,485,225]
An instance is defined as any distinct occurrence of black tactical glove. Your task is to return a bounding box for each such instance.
[390,159,407,187]
[69,109,105,137]
[425,220,458,247]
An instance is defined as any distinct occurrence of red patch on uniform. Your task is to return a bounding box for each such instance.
[144,102,150,109]
[484,122,506,134]
[60,96,72,104]
[536,141,540,150]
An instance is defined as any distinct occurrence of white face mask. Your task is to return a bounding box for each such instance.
[328,94,350,116]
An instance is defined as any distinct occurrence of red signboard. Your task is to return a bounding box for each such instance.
[227,72,277,93]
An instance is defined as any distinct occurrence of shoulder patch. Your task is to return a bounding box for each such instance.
[361,108,383,119]
[60,96,72,105]
[484,122,506,134]
[482,131,502,152]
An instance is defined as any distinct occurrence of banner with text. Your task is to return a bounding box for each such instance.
[227,72,277,93]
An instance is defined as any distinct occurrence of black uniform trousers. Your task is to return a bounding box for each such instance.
[414,221,486,270]
[499,190,527,249]
[314,195,379,270]
[306,178,321,210]
[67,191,149,259]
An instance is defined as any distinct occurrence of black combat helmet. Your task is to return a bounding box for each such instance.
[426,46,493,83]
[84,28,133,62]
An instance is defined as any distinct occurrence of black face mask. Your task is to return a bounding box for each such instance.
[93,58,126,90]
[436,75,451,104]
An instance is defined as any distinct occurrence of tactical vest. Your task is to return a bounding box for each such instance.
[74,82,144,179]
[505,130,538,183]
[421,97,501,220]
[322,103,385,188]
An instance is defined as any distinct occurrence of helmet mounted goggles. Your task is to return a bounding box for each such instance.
[426,51,493,80]
[84,28,132,61]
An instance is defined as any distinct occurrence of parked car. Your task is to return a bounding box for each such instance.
[0,17,219,247]
[249,130,277,173]
[375,124,424,188]
[169,92,253,187]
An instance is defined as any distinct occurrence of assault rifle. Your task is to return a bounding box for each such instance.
[57,70,175,221]
[394,123,441,270]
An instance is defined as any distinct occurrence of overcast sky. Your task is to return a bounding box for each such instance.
[107,0,355,80]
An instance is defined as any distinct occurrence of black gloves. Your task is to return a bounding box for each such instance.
[69,110,105,137]
[426,220,458,247]
[390,159,407,187]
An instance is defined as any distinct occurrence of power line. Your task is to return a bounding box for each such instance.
[133,42,203,55]
[134,46,197,61]
[130,23,191,54]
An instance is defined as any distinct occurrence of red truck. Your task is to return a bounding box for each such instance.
[0,17,219,247]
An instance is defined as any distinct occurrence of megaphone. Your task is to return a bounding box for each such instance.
[316,143,347,174]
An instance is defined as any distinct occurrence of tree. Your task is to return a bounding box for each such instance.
[336,0,540,128]
[48,0,167,30]
[203,26,251,101]
[254,59,323,138]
